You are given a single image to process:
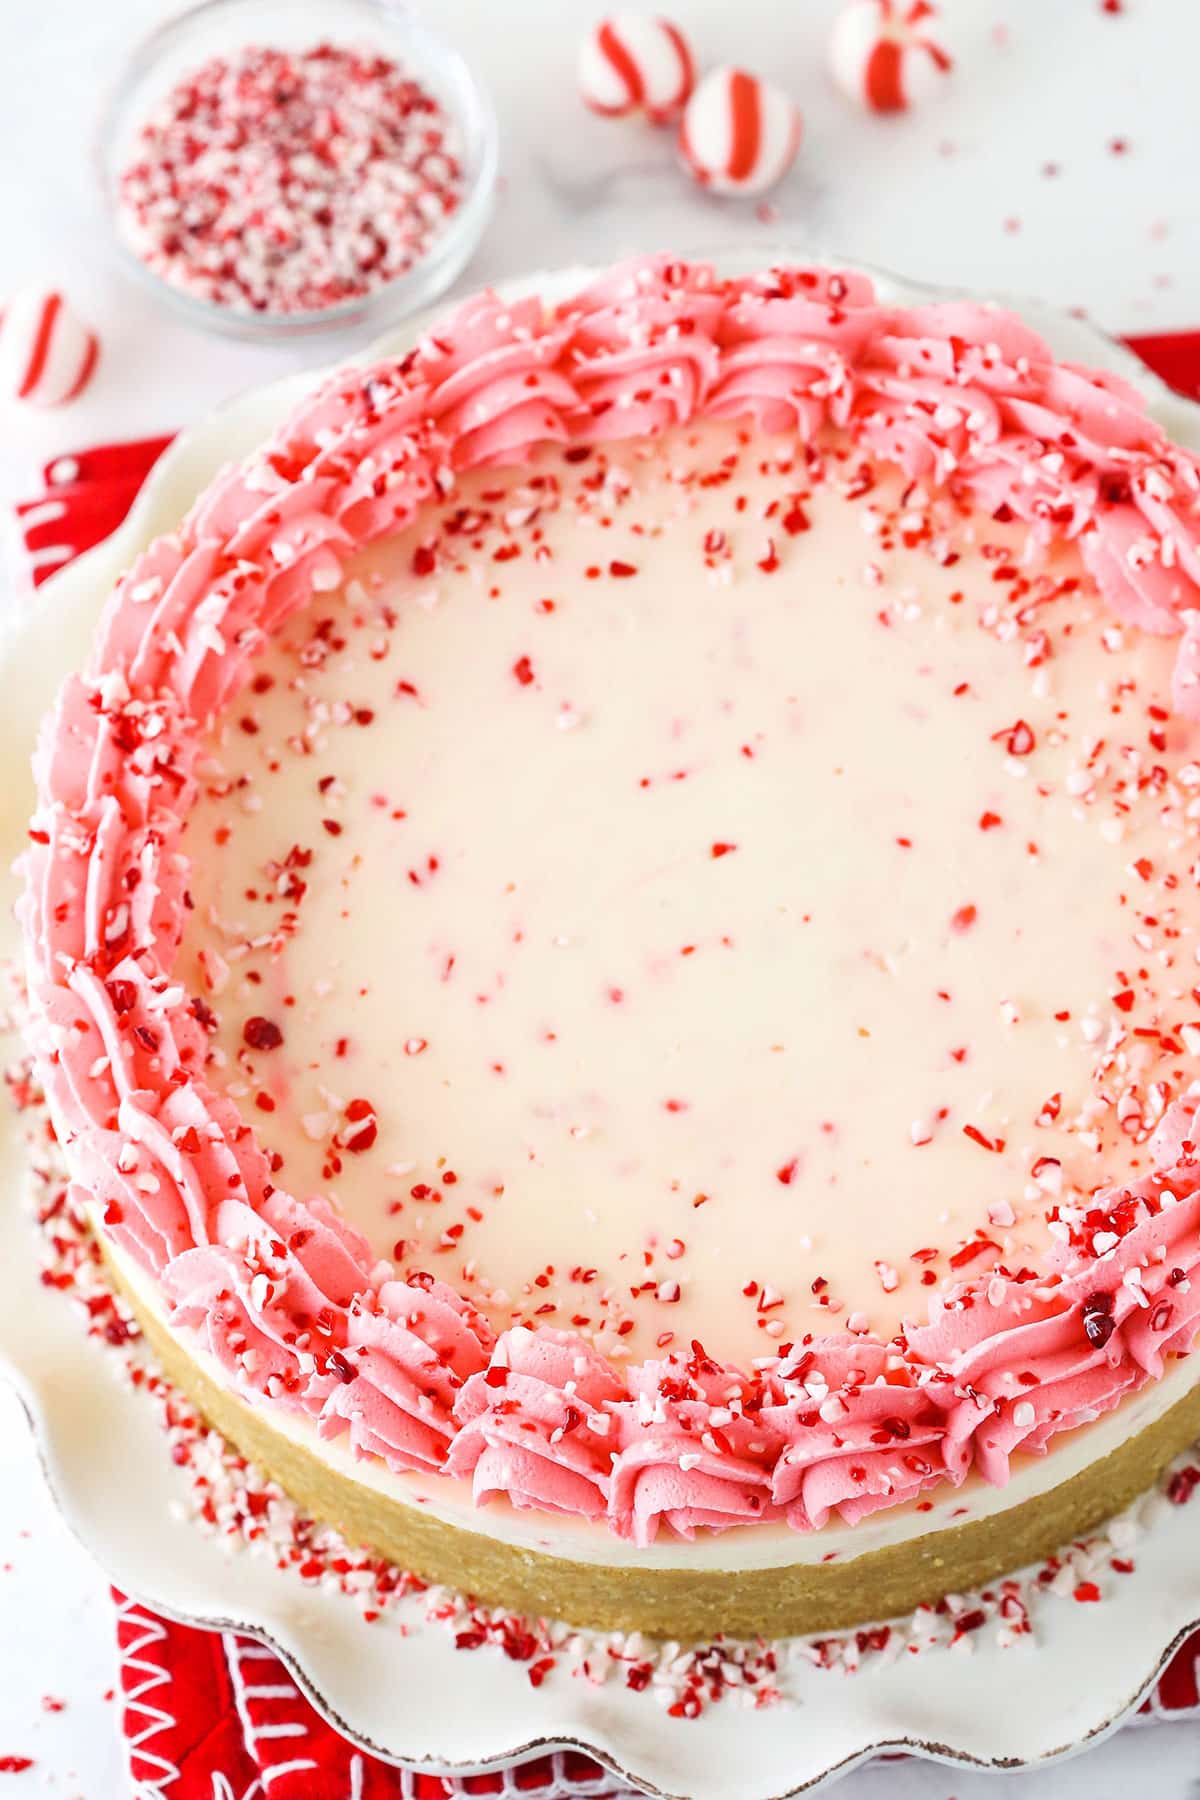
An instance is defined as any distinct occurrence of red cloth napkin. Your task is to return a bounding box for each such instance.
[111,1592,621,1799]
[16,327,1200,1799]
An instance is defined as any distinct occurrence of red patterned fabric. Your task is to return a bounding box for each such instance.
[112,1591,626,1798]
[15,434,173,583]
[17,327,1200,1798]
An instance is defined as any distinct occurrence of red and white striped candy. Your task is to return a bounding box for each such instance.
[679,67,801,197]
[0,288,100,408]
[830,0,952,114]
[578,14,695,124]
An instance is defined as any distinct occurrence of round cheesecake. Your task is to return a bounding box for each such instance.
[20,257,1200,1638]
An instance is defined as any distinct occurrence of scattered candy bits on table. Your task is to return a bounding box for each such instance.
[9,1036,1200,1720]
[114,41,465,318]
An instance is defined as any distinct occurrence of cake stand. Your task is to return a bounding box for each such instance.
[4,254,1200,1798]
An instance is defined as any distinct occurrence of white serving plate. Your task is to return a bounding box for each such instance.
[4,253,1200,1798]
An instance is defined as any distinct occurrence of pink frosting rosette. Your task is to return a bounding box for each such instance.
[417,291,578,469]
[608,1359,784,1544]
[559,258,726,439]
[25,674,197,979]
[764,1341,956,1530]
[312,1273,494,1474]
[709,265,880,435]
[27,982,208,1272]
[904,1124,1200,1481]
[909,1284,1140,1491]
[212,381,442,558]
[446,1325,625,1517]
[722,264,881,348]
[162,1194,375,1409]
[706,334,851,438]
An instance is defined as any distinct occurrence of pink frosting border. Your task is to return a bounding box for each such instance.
[19,255,1200,1547]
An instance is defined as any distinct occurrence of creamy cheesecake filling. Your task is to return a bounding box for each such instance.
[180,422,1189,1368]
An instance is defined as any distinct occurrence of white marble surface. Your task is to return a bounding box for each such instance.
[4,0,1200,1793]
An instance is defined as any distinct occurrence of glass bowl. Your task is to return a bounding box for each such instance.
[96,0,498,342]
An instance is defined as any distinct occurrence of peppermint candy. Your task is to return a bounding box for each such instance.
[578,13,696,123]
[830,0,952,114]
[0,288,99,408]
[679,67,801,197]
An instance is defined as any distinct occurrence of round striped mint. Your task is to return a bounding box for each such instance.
[0,288,100,409]
[578,13,696,124]
[830,0,952,114]
[679,67,801,197]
